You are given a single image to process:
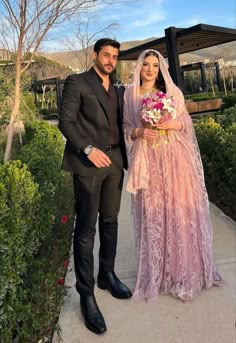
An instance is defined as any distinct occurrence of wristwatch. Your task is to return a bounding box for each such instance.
[84,145,93,155]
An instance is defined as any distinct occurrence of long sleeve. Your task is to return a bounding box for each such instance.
[59,75,89,152]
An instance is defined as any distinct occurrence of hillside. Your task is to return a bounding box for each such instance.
[180,41,236,64]
[38,39,236,71]
[38,37,156,70]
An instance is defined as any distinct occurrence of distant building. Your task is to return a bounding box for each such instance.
[0,48,14,61]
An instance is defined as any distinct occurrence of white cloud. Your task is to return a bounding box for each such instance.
[182,17,203,27]
[133,12,166,27]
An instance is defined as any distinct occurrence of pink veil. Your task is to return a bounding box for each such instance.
[123,49,207,195]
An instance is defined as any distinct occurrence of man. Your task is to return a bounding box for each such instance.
[59,38,132,335]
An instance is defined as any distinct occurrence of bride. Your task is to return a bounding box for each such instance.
[123,49,222,301]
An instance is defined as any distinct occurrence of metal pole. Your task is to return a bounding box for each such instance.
[165,27,183,90]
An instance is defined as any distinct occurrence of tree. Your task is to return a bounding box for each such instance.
[0,0,127,162]
[205,61,216,97]
[63,13,119,72]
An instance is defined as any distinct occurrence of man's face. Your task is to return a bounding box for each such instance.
[93,45,119,75]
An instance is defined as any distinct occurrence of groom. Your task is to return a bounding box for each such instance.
[59,38,131,335]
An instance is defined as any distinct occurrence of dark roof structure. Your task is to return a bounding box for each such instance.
[119,23,236,89]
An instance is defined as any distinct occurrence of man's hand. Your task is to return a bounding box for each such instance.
[87,148,111,168]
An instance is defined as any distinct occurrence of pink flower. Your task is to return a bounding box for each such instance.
[154,102,164,110]
[157,92,166,98]
[61,215,68,224]
[140,92,176,126]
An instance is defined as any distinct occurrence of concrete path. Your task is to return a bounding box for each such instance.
[52,174,236,343]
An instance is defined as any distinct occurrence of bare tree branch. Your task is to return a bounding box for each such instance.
[63,13,119,71]
[0,0,130,162]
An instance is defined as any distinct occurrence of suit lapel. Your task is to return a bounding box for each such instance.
[85,68,110,122]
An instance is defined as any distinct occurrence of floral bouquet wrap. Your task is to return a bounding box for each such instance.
[140,91,176,146]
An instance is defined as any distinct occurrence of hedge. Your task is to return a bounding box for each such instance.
[0,121,74,342]
[194,110,236,220]
[185,92,236,109]
[0,161,42,339]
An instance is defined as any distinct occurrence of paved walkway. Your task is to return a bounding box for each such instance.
[52,174,236,343]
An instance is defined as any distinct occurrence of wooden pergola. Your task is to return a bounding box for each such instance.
[119,23,236,90]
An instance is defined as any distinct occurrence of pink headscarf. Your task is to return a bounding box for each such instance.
[123,49,206,194]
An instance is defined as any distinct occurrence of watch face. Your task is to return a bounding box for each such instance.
[84,145,93,155]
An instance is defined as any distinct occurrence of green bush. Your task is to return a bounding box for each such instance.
[20,92,38,121]
[185,92,236,106]
[185,92,222,101]
[222,93,236,109]
[0,161,41,340]
[194,118,236,219]
[19,121,65,243]
[224,124,236,216]
[215,106,236,129]
[20,121,63,186]
[0,121,74,341]
[13,173,74,343]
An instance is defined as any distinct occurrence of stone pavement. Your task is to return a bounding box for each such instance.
[52,174,236,343]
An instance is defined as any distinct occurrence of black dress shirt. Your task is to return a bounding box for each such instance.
[93,68,120,145]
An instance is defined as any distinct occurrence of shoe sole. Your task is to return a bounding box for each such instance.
[85,321,107,335]
[81,306,107,334]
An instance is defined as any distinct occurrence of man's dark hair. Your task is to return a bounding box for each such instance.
[94,38,120,54]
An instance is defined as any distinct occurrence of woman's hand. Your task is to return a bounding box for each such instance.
[135,128,160,139]
[155,119,183,131]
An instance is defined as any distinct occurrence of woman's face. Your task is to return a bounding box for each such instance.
[140,54,160,82]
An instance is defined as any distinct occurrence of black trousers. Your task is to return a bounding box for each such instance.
[73,148,124,296]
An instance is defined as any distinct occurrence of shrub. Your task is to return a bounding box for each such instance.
[0,121,74,342]
[0,161,41,340]
[194,118,235,219]
[185,92,221,101]
[222,93,236,109]
[13,173,74,343]
[215,106,236,129]
[19,121,63,188]
[19,121,65,243]
[20,92,38,121]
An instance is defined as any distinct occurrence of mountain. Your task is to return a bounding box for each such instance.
[38,37,156,70]
[180,41,236,64]
[38,39,236,71]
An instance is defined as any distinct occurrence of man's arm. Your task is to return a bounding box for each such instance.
[59,75,88,152]
[59,75,111,168]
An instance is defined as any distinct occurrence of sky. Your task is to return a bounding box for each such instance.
[102,0,236,41]
[1,0,235,52]
[41,0,236,52]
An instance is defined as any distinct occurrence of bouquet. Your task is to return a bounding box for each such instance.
[140,91,176,128]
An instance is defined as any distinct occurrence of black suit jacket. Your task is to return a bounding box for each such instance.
[59,67,127,175]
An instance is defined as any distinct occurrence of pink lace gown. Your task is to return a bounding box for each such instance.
[123,48,222,301]
[130,133,222,301]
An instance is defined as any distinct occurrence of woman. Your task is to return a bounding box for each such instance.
[123,49,222,301]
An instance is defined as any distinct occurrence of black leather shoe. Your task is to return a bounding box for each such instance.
[80,295,107,334]
[97,271,132,299]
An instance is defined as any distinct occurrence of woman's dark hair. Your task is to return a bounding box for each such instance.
[142,51,166,93]
[94,38,120,54]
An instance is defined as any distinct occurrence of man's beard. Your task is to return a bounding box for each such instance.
[96,61,114,75]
